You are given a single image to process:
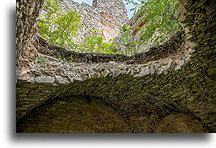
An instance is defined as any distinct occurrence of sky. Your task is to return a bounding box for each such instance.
[72,0,137,18]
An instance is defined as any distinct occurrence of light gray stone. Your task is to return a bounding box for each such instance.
[35,75,55,83]
[55,75,69,84]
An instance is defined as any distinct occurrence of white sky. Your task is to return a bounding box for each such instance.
[72,0,137,18]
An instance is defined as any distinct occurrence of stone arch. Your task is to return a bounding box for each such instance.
[16,0,215,133]
[17,97,131,133]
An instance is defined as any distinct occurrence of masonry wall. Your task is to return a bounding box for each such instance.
[16,0,215,133]
[59,0,128,42]
[17,97,131,133]
[16,0,44,67]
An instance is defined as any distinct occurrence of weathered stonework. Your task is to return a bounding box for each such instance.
[16,0,44,67]
[16,0,215,133]
[17,97,131,133]
[58,0,128,42]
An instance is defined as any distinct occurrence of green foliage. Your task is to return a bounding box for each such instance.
[78,29,119,54]
[38,0,80,50]
[80,35,117,54]
[125,0,180,46]
[69,60,74,65]
[37,0,181,56]
[57,57,63,61]
[37,55,48,64]
[119,25,139,55]
[38,1,119,54]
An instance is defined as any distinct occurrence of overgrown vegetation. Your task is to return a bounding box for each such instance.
[38,0,119,54]
[38,0,80,50]
[78,28,119,54]
[38,0,181,56]
[37,55,48,64]
[125,0,180,46]
[119,24,140,55]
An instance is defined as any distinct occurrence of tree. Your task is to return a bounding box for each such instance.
[38,0,80,50]
[119,24,138,55]
[38,1,118,54]
[125,0,180,46]
[79,29,119,54]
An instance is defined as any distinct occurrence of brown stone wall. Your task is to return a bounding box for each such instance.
[16,0,215,133]
[16,0,44,67]
[58,0,128,42]
[17,97,131,133]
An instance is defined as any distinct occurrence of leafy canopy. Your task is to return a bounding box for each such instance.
[38,0,80,50]
[78,28,119,54]
[38,0,119,54]
[38,0,180,56]
[125,0,180,46]
[119,25,139,55]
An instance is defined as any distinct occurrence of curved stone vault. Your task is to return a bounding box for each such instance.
[16,0,215,133]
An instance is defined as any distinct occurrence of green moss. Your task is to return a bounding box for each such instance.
[207,68,216,76]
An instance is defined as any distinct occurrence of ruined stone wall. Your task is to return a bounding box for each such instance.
[16,31,191,122]
[59,0,128,42]
[16,0,215,133]
[17,96,131,133]
[16,0,44,67]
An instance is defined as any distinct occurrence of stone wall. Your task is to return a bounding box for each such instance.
[16,0,215,133]
[17,96,131,133]
[16,0,44,67]
[58,0,128,42]
[16,31,192,122]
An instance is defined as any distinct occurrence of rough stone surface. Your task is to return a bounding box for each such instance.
[16,0,216,133]
[17,34,193,85]
[16,0,44,67]
[58,0,128,42]
[154,113,207,133]
[17,97,131,133]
